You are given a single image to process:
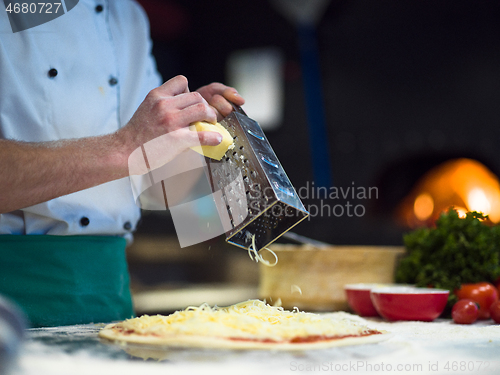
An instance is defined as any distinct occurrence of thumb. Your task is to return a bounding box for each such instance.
[195,131,223,147]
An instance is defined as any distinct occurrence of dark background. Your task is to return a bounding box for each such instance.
[135,0,500,247]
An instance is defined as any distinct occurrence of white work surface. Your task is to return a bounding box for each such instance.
[11,317,500,375]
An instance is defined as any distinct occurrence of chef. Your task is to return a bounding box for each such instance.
[0,0,244,327]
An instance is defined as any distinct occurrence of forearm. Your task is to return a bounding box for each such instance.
[0,134,128,213]
[0,76,244,214]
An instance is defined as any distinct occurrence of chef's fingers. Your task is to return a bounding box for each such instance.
[197,82,240,98]
[131,128,222,173]
[166,129,222,152]
[147,128,222,162]
[196,82,225,97]
[207,95,231,120]
[194,131,223,146]
[208,94,238,120]
[200,87,245,120]
[197,83,244,106]
[221,87,245,106]
[169,102,218,129]
[146,90,218,129]
[173,92,212,112]
[157,75,190,96]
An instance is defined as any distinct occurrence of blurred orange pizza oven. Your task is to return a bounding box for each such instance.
[396,158,500,228]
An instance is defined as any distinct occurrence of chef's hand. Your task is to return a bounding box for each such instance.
[120,75,221,153]
[0,76,240,212]
[196,82,245,121]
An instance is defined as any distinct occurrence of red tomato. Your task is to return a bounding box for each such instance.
[452,299,479,324]
[455,282,499,319]
[490,300,500,324]
[495,277,500,295]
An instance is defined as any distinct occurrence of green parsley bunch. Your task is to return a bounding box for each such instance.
[396,209,500,306]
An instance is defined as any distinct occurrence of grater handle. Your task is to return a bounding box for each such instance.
[229,102,247,117]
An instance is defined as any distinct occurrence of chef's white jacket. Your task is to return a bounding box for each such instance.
[0,0,162,239]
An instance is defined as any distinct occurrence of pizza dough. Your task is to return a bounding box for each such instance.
[189,121,234,160]
[99,300,390,351]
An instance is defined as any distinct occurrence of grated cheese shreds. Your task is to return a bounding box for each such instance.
[115,300,376,342]
[247,234,278,267]
[291,284,303,295]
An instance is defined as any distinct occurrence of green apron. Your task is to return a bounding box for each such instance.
[0,235,134,327]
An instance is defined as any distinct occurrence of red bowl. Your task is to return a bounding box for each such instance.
[344,284,395,317]
[370,287,449,321]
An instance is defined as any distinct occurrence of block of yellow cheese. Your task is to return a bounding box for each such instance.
[189,121,234,160]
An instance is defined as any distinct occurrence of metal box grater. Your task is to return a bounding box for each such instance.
[205,106,309,251]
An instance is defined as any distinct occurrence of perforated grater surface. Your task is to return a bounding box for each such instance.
[205,106,309,251]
